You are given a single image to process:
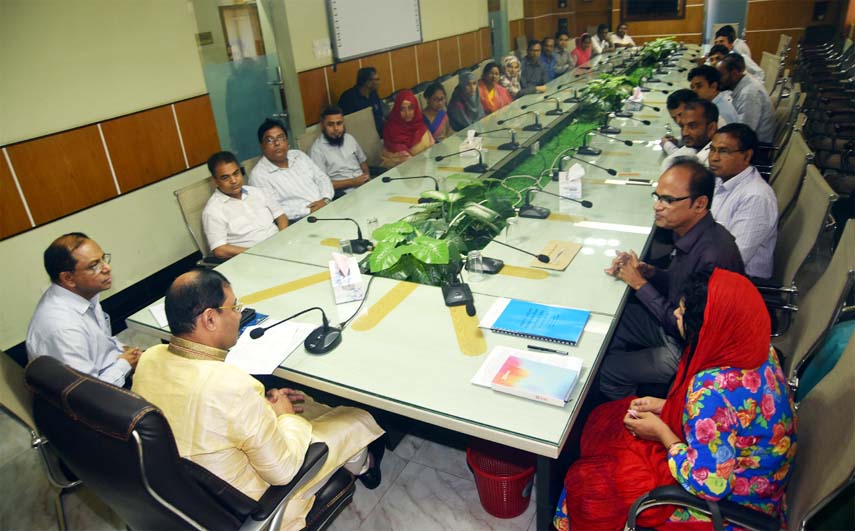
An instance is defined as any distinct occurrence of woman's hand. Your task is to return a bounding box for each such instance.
[623,411,680,448]
[631,396,665,415]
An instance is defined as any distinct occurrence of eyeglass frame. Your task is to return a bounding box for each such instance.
[651,192,694,205]
[262,134,288,145]
[78,253,112,275]
[218,299,245,314]
[708,146,748,156]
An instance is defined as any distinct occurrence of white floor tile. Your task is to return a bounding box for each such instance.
[391,434,426,461]
[0,448,59,531]
[410,440,472,481]
[0,411,32,468]
[326,449,408,531]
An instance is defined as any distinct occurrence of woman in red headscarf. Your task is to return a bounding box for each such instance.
[554,269,796,531]
[571,33,594,67]
[381,90,434,168]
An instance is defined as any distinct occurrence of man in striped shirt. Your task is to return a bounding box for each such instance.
[249,119,334,221]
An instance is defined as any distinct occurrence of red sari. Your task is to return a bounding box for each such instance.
[563,269,771,531]
[382,90,430,153]
[571,34,593,66]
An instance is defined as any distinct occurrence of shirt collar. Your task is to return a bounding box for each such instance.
[260,152,296,173]
[674,212,715,253]
[213,187,248,203]
[167,336,228,362]
[717,165,757,192]
[50,283,98,315]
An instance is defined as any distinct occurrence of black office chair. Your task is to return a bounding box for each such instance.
[25,356,355,531]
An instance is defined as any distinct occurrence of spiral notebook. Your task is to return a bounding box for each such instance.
[479,298,590,346]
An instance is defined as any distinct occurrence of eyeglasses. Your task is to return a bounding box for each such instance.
[218,299,244,314]
[651,192,693,205]
[263,134,287,145]
[81,254,111,274]
[708,147,747,156]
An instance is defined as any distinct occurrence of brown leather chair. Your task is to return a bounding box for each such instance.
[25,356,355,531]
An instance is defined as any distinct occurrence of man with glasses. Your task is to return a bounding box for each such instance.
[203,150,288,259]
[600,159,744,399]
[27,233,141,387]
[131,269,385,526]
[709,124,778,279]
[249,119,334,222]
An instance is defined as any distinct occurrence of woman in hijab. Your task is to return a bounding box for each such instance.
[448,70,485,131]
[422,82,452,142]
[554,269,797,531]
[478,62,513,114]
[381,90,434,168]
[571,33,594,67]
[499,54,522,99]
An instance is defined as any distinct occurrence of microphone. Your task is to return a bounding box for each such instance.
[435,148,487,173]
[306,216,373,254]
[521,98,563,116]
[600,113,621,135]
[491,239,550,263]
[613,101,659,118]
[563,154,618,176]
[441,263,476,316]
[497,111,542,132]
[618,116,651,126]
[518,188,592,219]
[381,175,440,203]
[475,128,519,151]
[589,129,634,146]
[542,75,590,99]
[249,307,342,354]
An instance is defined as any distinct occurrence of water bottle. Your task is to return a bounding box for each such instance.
[467,250,484,282]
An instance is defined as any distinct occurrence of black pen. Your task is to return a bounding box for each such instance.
[527,344,569,356]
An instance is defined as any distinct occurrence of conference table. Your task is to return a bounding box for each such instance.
[127,44,701,530]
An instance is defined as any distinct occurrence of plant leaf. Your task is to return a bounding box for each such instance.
[369,242,411,272]
[410,235,449,264]
[372,221,414,243]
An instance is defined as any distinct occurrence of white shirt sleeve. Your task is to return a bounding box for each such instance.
[202,201,228,251]
[42,328,131,387]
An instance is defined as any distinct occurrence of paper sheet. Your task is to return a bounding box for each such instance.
[149,303,168,327]
[530,240,581,270]
[471,345,583,388]
[225,321,316,375]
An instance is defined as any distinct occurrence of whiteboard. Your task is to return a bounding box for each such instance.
[327,0,422,61]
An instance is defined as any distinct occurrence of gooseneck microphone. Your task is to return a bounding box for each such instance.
[491,239,550,263]
[564,154,618,176]
[600,113,621,135]
[497,111,542,132]
[306,216,373,254]
[519,188,592,219]
[619,116,652,126]
[475,128,519,151]
[590,130,634,146]
[435,148,487,173]
[521,98,563,116]
[381,175,440,203]
[249,306,342,354]
[542,75,590,99]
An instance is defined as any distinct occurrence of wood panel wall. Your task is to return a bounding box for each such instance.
[298,28,492,127]
[522,0,611,42]
[0,95,219,240]
[611,1,705,47]
[745,0,847,64]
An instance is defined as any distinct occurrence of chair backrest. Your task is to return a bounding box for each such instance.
[515,35,528,57]
[760,51,780,94]
[0,351,34,431]
[242,156,261,177]
[174,177,216,257]
[785,329,855,531]
[773,89,803,148]
[774,220,855,383]
[298,124,322,153]
[776,34,792,57]
[773,165,838,285]
[442,76,458,103]
[770,131,813,218]
[346,106,383,167]
[25,356,245,531]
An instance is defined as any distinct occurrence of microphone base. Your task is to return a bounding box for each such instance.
[497,141,520,151]
[350,238,374,255]
[304,325,342,354]
[647,77,662,83]
[442,283,474,308]
[545,109,563,116]
[576,145,603,156]
[600,125,622,135]
[463,163,488,173]
[614,111,634,118]
[563,96,582,104]
[417,197,437,204]
[640,87,651,92]
[523,123,543,132]
[465,256,504,275]
[518,204,550,219]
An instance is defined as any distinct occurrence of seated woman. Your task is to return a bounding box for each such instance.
[571,33,594,67]
[448,71,485,131]
[554,269,796,531]
[499,54,523,99]
[381,90,434,168]
[478,62,513,114]
[422,82,452,142]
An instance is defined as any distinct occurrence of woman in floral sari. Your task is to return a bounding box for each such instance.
[554,269,797,530]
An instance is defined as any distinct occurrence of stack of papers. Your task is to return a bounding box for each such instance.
[225,321,316,374]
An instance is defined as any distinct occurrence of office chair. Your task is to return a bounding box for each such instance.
[173,177,226,267]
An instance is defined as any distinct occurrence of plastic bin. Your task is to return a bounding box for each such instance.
[466,440,536,519]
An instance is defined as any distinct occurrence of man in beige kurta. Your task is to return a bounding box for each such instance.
[132,269,383,530]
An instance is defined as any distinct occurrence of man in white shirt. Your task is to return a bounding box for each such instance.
[202,151,288,259]
[717,54,776,143]
[249,119,334,221]
[715,25,752,58]
[714,32,765,83]
[709,124,778,278]
[309,106,370,196]
[661,99,718,172]
[609,24,635,48]
[688,65,739,125]
[27,233,141,387]
[592,24,614,56]
[661,89,703,157]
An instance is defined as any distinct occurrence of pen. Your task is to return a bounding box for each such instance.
[527,344,569,355]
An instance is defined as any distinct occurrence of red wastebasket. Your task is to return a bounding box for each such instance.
[467,440,536,519]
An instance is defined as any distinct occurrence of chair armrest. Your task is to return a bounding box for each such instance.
[626,485,779,531]
[182,458,258,519]
[197,256,227,268]
[248,442,329,522]
[368,166,386,178]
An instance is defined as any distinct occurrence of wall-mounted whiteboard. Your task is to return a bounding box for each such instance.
[327,0,422,61]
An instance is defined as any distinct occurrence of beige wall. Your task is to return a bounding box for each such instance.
[0,0,210,349]
[508,0,524,20]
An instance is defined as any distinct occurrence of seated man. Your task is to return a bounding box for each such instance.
[717,53,775,143]
[609,23,635,48]
[309,106,370,195]
[27,233,141,387]
[249,119,334,222]
[337,66,384,137]
[540,36,558,80]
[695,43,729,68]
[714,28,764,82]
[202,151,288,259]
[709,124,778,279]
[520,39,548,95]
[661,89,697,156]
[591,24,614,55]
[600,159,744,399]
[553,31,574,77]
[661,99,718,172]
[132,269,385,529]
[688,64,739,125]
[715,24,752,58]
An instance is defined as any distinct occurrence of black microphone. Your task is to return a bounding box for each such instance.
[618,116,651,126]
[249,307,342,354]
[474,128,519,151]
[638,102,661,112]
[600,113,621,135]
[435,148,487,173]
[491,239,550,263]
[521,98,563,116]
[381,175,439,203]
[614,101,661,118]
[306,216,373,254]
[497,111,542,132]
[542,75,590,99]
[564,154,618,176]
[518,188,592,219]
[441,263,476,316]
[590,129,634,146]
